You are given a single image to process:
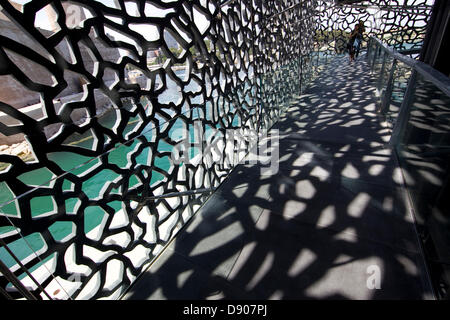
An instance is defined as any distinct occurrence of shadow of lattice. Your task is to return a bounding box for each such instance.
[122,56,434,300]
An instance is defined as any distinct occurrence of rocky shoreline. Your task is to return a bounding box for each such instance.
[0,141,35,170]
[0,102,117,171]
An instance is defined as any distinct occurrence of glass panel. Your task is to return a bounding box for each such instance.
[384,61,413,125]
[395,73,450,297]
[372,48,386,84]
[375,54,395,112]
[377,54,394,94]
[399,75,450,148]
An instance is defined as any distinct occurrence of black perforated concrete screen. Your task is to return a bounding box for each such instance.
[0,0,433,299]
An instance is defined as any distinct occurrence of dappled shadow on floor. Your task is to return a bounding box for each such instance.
[122,56,434,300]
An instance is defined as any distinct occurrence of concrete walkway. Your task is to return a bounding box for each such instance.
[123,55,435,300]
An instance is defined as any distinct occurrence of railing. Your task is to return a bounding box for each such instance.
[0,0,435,300]
[367,36,450,299]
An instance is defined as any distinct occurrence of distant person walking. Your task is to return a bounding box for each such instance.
[347,22,364,63]
[355,20,365,58]
[347,24,359,63]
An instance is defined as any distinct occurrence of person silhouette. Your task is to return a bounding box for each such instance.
[355,20,365,58]
[348,24,360,63]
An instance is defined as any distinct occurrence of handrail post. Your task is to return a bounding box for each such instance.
[370,41,378,73]
[298,2,303,96]
[0,237,53,300]
[377,50,388,93]
[379,58,398,115]
[0,259,37,300]
[389,70,417,147]
[316,49,319,68]
[366,37,372,60]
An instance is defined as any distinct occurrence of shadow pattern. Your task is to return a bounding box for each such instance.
[0,0,436,300]
[123,56,434,300]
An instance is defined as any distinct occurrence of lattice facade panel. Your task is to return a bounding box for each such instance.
[0,0,435,300]
[315,0,434,56]
[0,0,317,300]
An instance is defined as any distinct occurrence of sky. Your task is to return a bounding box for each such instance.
[7,0,435,44]
[6,0,210,56]
[10,0,204,35]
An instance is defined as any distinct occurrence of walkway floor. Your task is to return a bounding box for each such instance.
[122,55,435,300]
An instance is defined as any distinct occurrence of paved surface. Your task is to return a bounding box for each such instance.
[122,56,435,300]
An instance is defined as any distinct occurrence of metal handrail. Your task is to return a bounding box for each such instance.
[370,36,450,97]
[368,35,450,300]
[367,36,450,147]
